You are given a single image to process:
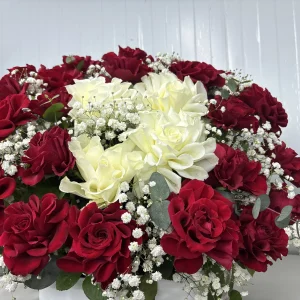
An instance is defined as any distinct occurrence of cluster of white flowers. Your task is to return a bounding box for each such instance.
[285,224,300,252]
[0,121,47,176]
[147,52,180,73]
[86,63,110,79]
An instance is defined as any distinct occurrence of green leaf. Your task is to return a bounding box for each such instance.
[252,198,261,219]
[149,200,171,230]
[82,276,106,300]
[275,205,293,228]
[227,78,238,92]
[156,258,174,280]
[149,172,170,202]
[66,56,75,64]
[216,189,234,201]
[246,267,255,277]
[229,290,242,300]
[258,194,270,211]
[139,275,158,300]
[221,89,230,99]
[25,258,60,290]
[43,103,64,122]
[77,60,85,71]
[56,271,81,291]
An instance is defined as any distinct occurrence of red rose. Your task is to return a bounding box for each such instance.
[0,167,16,200]
[8,65,37,81]
[207,95,259,131]
[206,144,267,196]
[0,200,4,236]
[102,47,153,84]
[238,206,288,272]
[0,94,35,140]
[57,202,143,289]
[29,87,71,116]
[269,142,300,187]
[118,46,148,61]
[161,180,240,274]
[62,55,93,72]
[169,60,225,88]
[269,187,300,221]
[0,75,28,100]
[19,126,75,185]
[38,64,83,92]
[239,84,288,133]
[0,193,70,275]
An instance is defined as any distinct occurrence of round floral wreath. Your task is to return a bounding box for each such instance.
[0,46,299,300]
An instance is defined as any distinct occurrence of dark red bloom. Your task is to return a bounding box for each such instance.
[37,64,83,92]
[0,193,70,275]
[269,142,300,187]
[62,55,93,73]
[8,65,37,81]
[239,84,288,133]
[207,95,259,132]
[206,144,267,196]
[57,202,143,289]
[19,126,75,186]
[0,200,4,236]
[269,187,300,221]
[238,206,288,272]
[0,94,35,140]
[160,180,240,274]
[102,46,152,84]
[169,60,225,88]
[0,75,28,100]
[0,167,16,200]
[29,87,71,117]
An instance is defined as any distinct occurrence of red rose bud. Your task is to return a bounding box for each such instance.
[206,143,267,196]
[239,84,288,133]
[57,202,143,289]
[169,60,225,88]
[0,94,35,140]
[0,193,70,276]
[19,126,75,186]
[161,180,240,273]
[238,206,288,272]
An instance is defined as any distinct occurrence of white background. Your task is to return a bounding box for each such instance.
[0,1,300,298]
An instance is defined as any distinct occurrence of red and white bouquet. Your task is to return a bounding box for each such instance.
[0,46,299,300]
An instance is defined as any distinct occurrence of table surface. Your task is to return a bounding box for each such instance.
[1,255,299,300]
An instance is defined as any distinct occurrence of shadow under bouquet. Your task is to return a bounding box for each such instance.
[0,46,300,300]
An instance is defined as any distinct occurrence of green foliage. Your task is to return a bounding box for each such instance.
[56,271,81,291]
[43,103,64,122]
[252,194,270,219]
[227,78,238,92]
[148,200,171,230]
[275,205,293,228]
[65,56,75,64]
[229,290,242,300]
[77,60,85,71]
[221,89,230,99]
[149,172,170,202]
[25,258,60,290]
[82,276,106,300]
[139,275,158,300]
[156,258,174,280]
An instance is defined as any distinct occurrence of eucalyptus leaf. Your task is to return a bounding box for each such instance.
[149,172,170,202]
[25,258,60,290]
[82,276,106,300]
[258,194,270,211]
[56,271,81,291]
[149,200,171,230]
[229,290,242,300]
[246,267,255,277]
[252,198,261,219]
[227,78,238,92]
[275,205,293,228]
[216,189,234,201]
[43,103,64,122]
[221,89,230,99]
[66,56,75,64]
[139,275,158,300]
[77,60,85,71]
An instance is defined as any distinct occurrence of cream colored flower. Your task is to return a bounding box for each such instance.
[134,72,208,116]
[59,134,144,207]
[128,110,218,193]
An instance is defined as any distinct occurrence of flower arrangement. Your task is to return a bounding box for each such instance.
[0,46,299,300]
